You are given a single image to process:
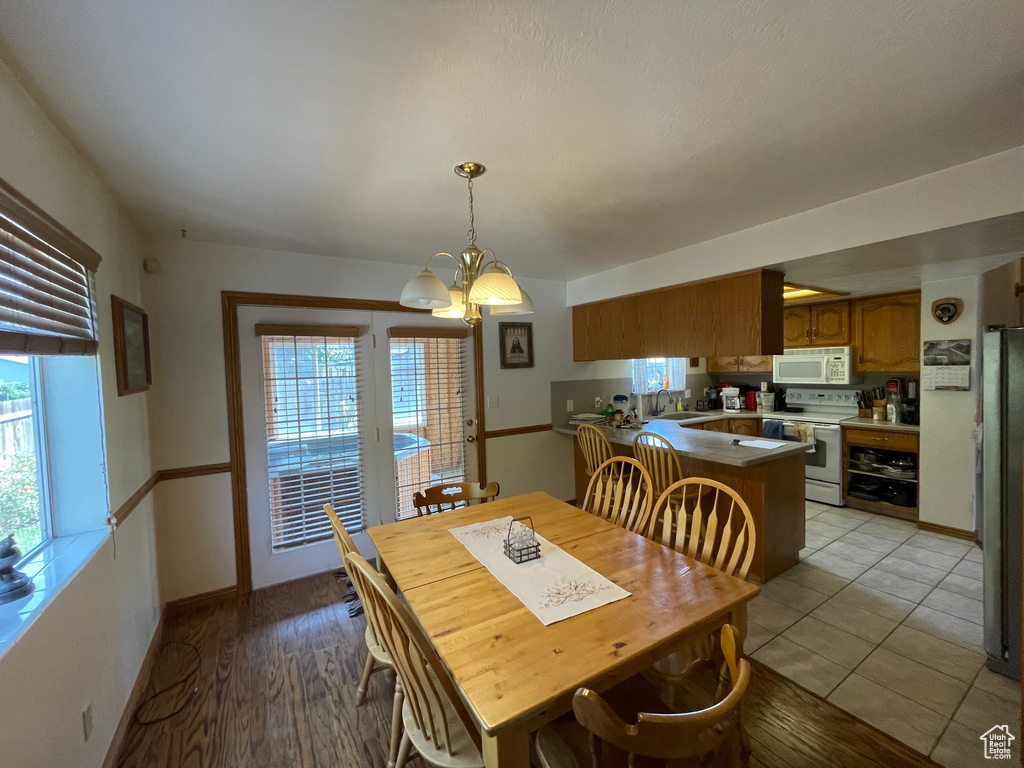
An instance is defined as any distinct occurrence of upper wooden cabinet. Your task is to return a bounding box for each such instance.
[707,355,773,373]
[783,306,812,347]
[852,292,920,373]
[572,294,640,361]
[783,301,850,348]
[572,269,784,361]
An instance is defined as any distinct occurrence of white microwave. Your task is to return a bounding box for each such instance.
[773,346,856,385]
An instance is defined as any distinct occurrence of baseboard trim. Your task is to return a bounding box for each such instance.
[101,607,166,768]
[917,520,977,542]
[165,585,238,614]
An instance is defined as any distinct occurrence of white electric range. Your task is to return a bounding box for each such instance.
[763,388,860,506]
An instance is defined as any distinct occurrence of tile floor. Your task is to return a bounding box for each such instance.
[748,500,1021,767]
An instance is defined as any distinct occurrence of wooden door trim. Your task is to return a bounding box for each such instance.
[222,290,486,595]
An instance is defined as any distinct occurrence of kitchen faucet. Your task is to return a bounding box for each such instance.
[651,388,669,416]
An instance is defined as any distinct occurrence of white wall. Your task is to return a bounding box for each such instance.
[567,147,1024,305]
[0,57,158,768]
[143,239,620,601]
[918,276,983,532]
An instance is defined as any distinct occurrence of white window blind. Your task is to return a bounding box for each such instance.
[0,178,102,355]
[387,328,468,520]
[261,332,364,551]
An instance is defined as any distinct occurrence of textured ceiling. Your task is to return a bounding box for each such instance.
[0,1,1021,280]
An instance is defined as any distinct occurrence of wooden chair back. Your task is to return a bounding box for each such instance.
[631,431,683,500]
[412,481,500,517]
[648,478,757,580]
[576,424,613,475]
[323,503,359,560]
[572,625,751,764]
[581,457,654,534]
[345,552,482,757]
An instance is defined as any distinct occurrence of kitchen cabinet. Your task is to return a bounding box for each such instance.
[706,355,773,373]
[573,268,784,361]
[843,426,919,519]
[728,418,759,436]
[783,301,850,348]
[703,419,727,432]
[852,292,920,373]
[571,294,640,361]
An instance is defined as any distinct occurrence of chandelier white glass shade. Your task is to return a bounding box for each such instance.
[489,287,534,315]
[399,162,533,325]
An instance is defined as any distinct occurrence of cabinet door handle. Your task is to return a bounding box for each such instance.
[805,328,810,341]
[812,326,817,341]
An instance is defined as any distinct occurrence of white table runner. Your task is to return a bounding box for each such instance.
[449,516,631,626]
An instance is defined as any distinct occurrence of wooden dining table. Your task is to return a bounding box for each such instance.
[368,491,759,768]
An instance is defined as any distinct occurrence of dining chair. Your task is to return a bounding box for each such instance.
[345,552,484,768]
[644,478,757,680]
[535,624,752,768]
[412,481,500,517]
[581,457,654,534]
[577,423,613,476]
[631,431,684,501]
[324,504,404,767]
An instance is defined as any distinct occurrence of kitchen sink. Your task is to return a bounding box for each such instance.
[651,412,707,421]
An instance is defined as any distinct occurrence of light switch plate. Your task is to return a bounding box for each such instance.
[566,399,573,412]
[487,396,499,409]
[594,396,603,409]
[684,389,692,399]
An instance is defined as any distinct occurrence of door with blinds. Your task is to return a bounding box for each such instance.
[238,306,477,589]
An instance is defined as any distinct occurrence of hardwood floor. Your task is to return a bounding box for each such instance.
[112,572,939,768]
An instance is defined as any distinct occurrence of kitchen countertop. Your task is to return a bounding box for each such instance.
[605,410,921,433]
[553,419,811,467]
[838,417,921,433]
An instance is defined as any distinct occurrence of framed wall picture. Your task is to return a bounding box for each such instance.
[498,322,534,369]
[111,295,152,396]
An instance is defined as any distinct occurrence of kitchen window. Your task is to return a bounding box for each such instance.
[632,357,686,394]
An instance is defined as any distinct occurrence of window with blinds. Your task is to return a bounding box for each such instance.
[0,178,102,355]
[261,332,364,551]
[388,328,469,520]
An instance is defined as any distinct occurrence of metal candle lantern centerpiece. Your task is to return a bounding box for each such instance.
[503,516,540,564]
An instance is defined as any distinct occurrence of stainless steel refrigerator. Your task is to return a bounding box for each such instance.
[983,327,1023,680]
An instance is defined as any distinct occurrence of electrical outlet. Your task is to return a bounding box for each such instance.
[486,396,499,409]
[565,399,573,412]
[82,702,93,743]
[594,396,602,409]
[703,388,709,398]
[684,389,692,399]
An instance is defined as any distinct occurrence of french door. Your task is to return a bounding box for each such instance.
[239,306,477,589]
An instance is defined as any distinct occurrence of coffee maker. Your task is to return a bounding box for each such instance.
[722,387,742,414]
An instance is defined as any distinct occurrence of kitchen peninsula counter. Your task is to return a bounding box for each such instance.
[557,419,810,582]
[552,418,810,466]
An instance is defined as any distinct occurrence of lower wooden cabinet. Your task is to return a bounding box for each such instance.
[728,418,759,436]
[702,419,727,432]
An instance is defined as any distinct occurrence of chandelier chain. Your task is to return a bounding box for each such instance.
[466,177,476,244]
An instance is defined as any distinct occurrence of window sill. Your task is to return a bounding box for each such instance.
[0,530,107,661]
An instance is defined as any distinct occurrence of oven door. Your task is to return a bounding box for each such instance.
[772,354,828,384]
[766,420,842,484]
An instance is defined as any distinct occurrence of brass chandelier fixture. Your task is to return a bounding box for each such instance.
[399,162,534,325]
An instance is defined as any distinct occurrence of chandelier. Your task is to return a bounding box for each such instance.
[399,162,534,325]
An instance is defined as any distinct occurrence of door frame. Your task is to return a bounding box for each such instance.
[222,291,487,594]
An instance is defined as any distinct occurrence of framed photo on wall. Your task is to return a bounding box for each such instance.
[111,295,152,396]
[498,322,534,369]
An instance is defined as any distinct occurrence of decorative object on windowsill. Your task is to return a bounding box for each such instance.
[0,535,35,606]
[498,322,534,369]
[503,516,541,564]
[399,162,534,326]
[111,295,152,396]
[931,297,964,325]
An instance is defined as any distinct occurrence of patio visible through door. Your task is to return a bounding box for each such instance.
[239,306,477,589]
